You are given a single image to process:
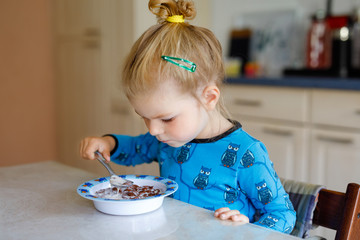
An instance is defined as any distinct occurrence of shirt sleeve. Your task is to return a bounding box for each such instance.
[238,141,296,233]
[108,132,160,167]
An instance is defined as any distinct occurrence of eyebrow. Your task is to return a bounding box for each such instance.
[134,110,173,119]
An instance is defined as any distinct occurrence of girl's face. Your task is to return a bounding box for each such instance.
[130,80,210,148]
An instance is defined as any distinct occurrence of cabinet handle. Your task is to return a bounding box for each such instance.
[316,135,353,144]
[84,28,100,37]
[83,40,100,49]
[233,99,261,107]
[262,127,293,137]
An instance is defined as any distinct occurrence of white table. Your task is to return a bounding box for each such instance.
[0,161,300,240]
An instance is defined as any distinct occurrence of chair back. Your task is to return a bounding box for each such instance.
[313,183,360,240]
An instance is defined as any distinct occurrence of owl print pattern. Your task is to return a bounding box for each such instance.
[110,121,296,233]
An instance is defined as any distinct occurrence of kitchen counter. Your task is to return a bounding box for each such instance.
[0,161,300,240]
[226,77,360,91]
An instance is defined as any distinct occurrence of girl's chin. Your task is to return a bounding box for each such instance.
[164,141,187,148]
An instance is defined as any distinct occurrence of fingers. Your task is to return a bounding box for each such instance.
[229,213,249,222]
[102,152,111,162]
[215,208,240,220]
[214,208,249,223]
[214,207,230,217]
[79,137,94,160]
[79,137,109,161]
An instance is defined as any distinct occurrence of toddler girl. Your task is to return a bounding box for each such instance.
[80,0,296,233]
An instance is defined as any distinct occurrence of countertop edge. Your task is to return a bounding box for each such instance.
[225,77,360,91]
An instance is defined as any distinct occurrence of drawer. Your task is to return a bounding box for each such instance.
[311,90,360,129]
[222,85,309,122]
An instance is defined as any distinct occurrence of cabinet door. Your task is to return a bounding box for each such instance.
[310,129,360,192]
[223,85,309,122]
[309,129,360,240]
[312,89,360,129]
[53,0,101,36]
[240,119,309,182]
[56,39,103,167]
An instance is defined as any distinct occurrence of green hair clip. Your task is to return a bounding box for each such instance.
[161,56,196,73]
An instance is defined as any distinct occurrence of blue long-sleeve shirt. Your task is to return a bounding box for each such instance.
[109,121,296,233]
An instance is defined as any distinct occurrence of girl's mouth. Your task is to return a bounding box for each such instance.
[157,138,168,143]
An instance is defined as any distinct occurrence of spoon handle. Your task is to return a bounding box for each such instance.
[95,151,117,176]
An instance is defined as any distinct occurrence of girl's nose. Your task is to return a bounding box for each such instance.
[148,120,164,136]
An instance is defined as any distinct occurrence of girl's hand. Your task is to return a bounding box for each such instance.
[79,136,115,162]
[214,207,250,223]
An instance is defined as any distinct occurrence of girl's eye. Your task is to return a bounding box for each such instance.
[162,117,174,123]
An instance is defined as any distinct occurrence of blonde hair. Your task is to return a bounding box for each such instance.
[122,0,228,116]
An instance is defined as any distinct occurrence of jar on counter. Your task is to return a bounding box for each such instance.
[306,10,332,69]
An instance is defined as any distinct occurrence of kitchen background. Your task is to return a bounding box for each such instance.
[2,0,360,181]
[1,1,359,237]
[1,0,360,238]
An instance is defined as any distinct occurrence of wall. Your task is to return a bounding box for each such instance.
[0,0,56,166]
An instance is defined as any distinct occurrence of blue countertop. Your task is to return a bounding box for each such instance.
[225,77,360,91]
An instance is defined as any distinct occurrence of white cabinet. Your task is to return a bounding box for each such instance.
[54,0,104,171]
[311,89,360,129]
[223,85,360,188]
[310,129,360,192]
[224,85,360,240]
[224,85,309,122]
[223,85,310,182]
[53,0,101,36]
[53,0,156,175]
[310,90,360,192]
[309,128,360,239]
[241,120,309,181]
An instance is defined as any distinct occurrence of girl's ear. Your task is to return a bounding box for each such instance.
[201,85,220,111]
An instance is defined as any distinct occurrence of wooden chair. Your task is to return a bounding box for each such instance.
[312,183,360,240]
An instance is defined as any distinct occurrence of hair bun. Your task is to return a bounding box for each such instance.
[148,0,196,23]
[177,0,196,20]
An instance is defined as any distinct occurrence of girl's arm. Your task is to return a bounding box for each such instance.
[108,132,160,166]
[238,142,296,233]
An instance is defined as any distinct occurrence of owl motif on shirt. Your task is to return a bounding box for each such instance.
[240,150,255,168]
[256,180,273,205]
[260,215,279,228]
[135,145,141,153]
[221,143,240,168]
[224,185,238,203]
[177,143,192,164]
[118,152,128,162]
[193,166,211,189]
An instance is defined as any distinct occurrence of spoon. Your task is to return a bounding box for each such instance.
[95,151,133,188]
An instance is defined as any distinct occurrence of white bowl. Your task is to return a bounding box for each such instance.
[77,175,178,215]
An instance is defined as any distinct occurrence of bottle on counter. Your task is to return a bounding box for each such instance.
[333,25,350,78]
[326,14,351,78]
[306,10,332,69]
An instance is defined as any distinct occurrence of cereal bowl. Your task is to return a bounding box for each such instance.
[77,175,178,215]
